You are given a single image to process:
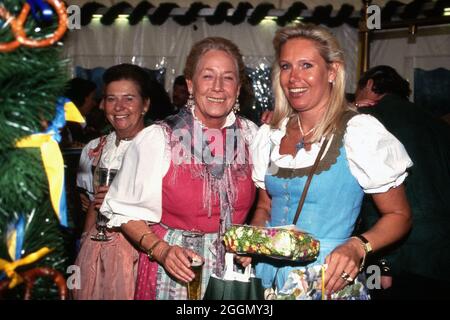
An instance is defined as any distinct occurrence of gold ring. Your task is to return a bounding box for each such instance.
[340,271,354,283]
[340,271,350,280]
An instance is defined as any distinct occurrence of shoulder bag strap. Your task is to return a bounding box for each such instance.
[292,136,330,225]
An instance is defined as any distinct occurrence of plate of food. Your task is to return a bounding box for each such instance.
[223,224,320,262]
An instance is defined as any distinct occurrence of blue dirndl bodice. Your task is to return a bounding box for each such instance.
[255,115,365,292]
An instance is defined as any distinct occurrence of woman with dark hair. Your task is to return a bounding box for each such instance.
[100,37,258,300]
[73,63,150,299]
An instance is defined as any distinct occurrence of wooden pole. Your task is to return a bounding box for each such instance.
[357,0,371,82]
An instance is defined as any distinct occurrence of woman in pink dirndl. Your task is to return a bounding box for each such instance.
[101,37,258,299]
[72,64,150,299]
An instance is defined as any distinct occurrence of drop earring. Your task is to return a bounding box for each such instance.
[232,98,240,113]
[187,93,195,109]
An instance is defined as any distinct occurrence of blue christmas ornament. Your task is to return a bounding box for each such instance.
[27,0,53,22]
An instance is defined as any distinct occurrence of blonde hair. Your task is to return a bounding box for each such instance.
[183,37,246,87]
[271,23,353,142]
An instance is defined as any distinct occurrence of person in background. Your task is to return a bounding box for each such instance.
[248,24,412,299]
[100,37,258,300]
[72,64,150,300]
[61,78,98,147]
[235,74,259,125]
[171,75,189,114]
[144,79,173,124]
[355,65,450,299]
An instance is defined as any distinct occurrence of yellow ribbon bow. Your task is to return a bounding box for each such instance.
[0,247,53,288]
[16,133,66,225]
[14,99,84,226]
[64,101,85,124]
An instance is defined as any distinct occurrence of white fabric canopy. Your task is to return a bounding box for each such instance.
[371,26,450,100]
[63,19,359,93]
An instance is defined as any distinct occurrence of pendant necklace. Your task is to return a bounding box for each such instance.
[295,114,315,152]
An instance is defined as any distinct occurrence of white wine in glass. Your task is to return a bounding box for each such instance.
[91,167,118,242]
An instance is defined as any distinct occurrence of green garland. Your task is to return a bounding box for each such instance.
[0,0,70,299]
[0,47,67,148]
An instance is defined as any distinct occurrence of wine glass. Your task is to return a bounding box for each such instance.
[90,167,118,241]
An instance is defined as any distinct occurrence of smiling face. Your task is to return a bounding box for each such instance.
[279,38,337,115]
[103,79,149,139]
[187,49,240,128]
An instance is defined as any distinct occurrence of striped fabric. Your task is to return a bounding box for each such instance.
[154,228,218,300]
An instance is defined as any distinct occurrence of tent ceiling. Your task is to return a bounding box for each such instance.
[69,1,378,10]
[69,0,449,27]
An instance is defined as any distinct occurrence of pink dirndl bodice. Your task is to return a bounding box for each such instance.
[134,161,255,299]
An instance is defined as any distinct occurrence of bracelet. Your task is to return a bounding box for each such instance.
[359,251,366,273]
[350,235,373,254]
[350,235,372,272]
[146,239,164,261]
[139,231,153,250]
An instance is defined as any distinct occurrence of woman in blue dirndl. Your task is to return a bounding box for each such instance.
[246,24,413,300]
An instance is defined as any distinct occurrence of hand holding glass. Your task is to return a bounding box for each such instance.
[91,167,118,241]
[182,231,204,300]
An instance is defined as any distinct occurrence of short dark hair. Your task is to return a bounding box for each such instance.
[65,78,97,107]
[103,63,151,100]
[358,65,411,98]
[173,75,187,88]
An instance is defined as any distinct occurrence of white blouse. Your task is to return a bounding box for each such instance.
[76,131,134,200]
[101,111,258,228]
[251,114,413,193]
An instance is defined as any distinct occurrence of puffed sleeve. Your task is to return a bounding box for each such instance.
[344,114,413,193]
[250,124,272,189]
[101,125,170,227]
[76,138,98,200]
[244,118,259,143]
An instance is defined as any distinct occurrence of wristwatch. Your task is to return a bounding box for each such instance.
[352,235,373,255]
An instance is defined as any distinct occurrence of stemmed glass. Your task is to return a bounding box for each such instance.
[90,167,118,241]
